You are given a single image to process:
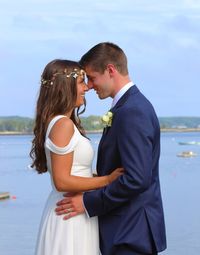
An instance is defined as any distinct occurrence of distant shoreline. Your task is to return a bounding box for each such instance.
[1,128,200,136]
[160,128,200,132]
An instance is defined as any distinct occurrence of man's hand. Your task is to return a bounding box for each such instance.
[55,193,85,220]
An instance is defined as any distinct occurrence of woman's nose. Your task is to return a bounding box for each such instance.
[84,83,89,91]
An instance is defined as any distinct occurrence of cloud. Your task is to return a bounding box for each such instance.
[0,0,199,117]
[184,0,200,8]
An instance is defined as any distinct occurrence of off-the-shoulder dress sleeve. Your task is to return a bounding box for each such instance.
[45,115,80,155]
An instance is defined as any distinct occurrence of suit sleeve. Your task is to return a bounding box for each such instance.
[83,106,156,217]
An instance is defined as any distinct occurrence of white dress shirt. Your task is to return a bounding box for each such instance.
[111,81,134,108]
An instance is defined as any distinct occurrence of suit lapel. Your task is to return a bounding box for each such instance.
[97,127,108,173]
[111,85,139,112]
[97,85,140,174]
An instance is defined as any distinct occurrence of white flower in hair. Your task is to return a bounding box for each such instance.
[72,73,79,79]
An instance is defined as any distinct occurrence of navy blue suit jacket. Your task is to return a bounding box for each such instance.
[83,86,167,255]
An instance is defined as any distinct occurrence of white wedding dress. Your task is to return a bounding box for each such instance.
[35,115,100,255]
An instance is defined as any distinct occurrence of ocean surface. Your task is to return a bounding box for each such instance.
[0,132,200,255]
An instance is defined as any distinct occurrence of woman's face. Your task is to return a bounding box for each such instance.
[75,74,88,107]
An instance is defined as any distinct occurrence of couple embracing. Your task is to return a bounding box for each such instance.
[30,42,166,255]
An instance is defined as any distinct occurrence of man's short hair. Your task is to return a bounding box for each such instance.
[79,42,128,75]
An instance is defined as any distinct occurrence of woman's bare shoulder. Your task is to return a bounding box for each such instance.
[49,117,75,147]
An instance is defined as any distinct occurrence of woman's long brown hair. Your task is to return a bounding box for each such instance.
[30,59,86,174]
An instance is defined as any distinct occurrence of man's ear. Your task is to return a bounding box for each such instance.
[107,64,116,77]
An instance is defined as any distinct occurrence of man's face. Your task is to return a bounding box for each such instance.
[85,66,113,99]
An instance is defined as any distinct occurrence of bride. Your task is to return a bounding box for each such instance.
[30,59,123,255]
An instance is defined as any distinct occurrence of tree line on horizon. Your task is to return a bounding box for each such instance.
[0,116,200,133]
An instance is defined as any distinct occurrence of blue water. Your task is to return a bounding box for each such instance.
[0,133,200,255]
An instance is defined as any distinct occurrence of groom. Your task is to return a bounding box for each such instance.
[56,42,167,255]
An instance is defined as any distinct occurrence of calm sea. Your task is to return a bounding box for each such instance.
[0,132,200,255]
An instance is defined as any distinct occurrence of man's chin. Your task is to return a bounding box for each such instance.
[98,94,107,100]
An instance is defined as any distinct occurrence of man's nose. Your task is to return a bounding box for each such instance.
[87,81,93,90]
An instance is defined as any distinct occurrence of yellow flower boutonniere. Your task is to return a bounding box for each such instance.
[101,111,113,127]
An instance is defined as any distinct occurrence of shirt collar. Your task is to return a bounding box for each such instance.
[111,81,134,108]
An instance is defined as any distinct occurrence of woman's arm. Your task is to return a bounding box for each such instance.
[49,117,123,192]
[51,151,123,192]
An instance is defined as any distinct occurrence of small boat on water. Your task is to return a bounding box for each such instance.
[177,151,197,158]
[0,192,10,200]
[178,141,200,145]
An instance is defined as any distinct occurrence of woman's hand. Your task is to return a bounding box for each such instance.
[107,168,124,184]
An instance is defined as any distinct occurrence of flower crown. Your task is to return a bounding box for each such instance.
[41,68,85,87]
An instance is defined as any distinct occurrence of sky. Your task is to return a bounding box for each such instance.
[0,0,199,118]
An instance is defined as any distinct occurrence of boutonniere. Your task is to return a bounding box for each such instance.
[101,111,113,127]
